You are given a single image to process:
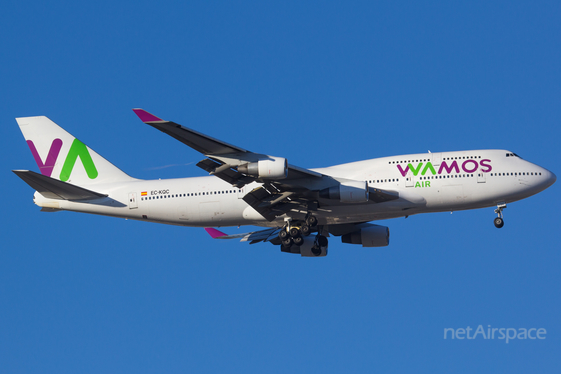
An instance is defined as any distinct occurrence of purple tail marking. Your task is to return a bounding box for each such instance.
[132,108,164,123]
[26,139,63,177]
[204,227,227,238]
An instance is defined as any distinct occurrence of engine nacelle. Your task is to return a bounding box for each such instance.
[319,180,369,203]
[341,225,389,247]
[238,157,287,179]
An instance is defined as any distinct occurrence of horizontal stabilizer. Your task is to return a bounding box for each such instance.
[13,170,108,201]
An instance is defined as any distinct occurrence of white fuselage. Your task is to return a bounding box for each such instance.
[32,150,556,228]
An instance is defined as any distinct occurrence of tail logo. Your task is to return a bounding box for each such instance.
[27,138,98,181]
[26,139,62,177]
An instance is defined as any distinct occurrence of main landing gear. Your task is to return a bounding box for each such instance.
[279,215,327,252]
[494,203,506,228]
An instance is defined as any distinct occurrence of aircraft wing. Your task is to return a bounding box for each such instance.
[133,109,248,155]
[133,109,398,221]
[132,108,322,185]
[204,227,281,245]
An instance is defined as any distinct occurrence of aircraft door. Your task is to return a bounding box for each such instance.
[477,170,487,183]
[128,192,138,209]
[178,205,189,221]
[405,171,414,187]
[431,153,442,168]
[237,186,246,199]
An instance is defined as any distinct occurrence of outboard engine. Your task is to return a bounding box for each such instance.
[238,157,288,179]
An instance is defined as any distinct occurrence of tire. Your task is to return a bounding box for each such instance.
[282,238,293,247]
[279,229,289,240]
[311,245,321,256]
[301,225,311,236]
[317,235,328,247]
[494,217,504,228]
[293,236,304,246]
[306,216,318,227]
[289,227,301,238]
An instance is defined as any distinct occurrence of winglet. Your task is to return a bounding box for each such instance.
[132,108,165,123]
[204,227,227,239]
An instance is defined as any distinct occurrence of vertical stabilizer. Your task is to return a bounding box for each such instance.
[16,116,134,185]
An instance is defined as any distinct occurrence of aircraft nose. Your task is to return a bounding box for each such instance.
[542,168,556,188]
[549,170,557,185]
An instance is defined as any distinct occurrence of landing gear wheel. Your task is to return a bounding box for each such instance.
[317,235,328,247]
[282,238,293,247]
[293,236,304,246]
[306,216,318,227]
[494,217,504,228]
[279,229,289,240]
[301,225,311,236]
[289,227,301,238]
[311,245,321,256]
[494,203,506,229]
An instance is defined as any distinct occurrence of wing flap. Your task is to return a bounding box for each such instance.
[13,170,108,201]
[196,158,254,187]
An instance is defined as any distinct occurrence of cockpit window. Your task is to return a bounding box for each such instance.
[506,152,522,159]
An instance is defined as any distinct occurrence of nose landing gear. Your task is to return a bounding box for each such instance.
[494,203,506,228]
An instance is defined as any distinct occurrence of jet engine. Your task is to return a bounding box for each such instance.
[319,180,369,203]
[238,157,288,179]
[341,225,389,247]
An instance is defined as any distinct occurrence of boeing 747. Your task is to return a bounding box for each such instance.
[13,109,556,256]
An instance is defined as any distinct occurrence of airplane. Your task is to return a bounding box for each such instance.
[13,109,556,257]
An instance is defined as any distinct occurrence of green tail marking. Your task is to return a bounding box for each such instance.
[59,139,98,181]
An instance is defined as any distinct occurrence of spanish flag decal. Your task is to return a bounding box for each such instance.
[141,191,147,196]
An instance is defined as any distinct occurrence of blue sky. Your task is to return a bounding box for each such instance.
[1,1,560,372]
